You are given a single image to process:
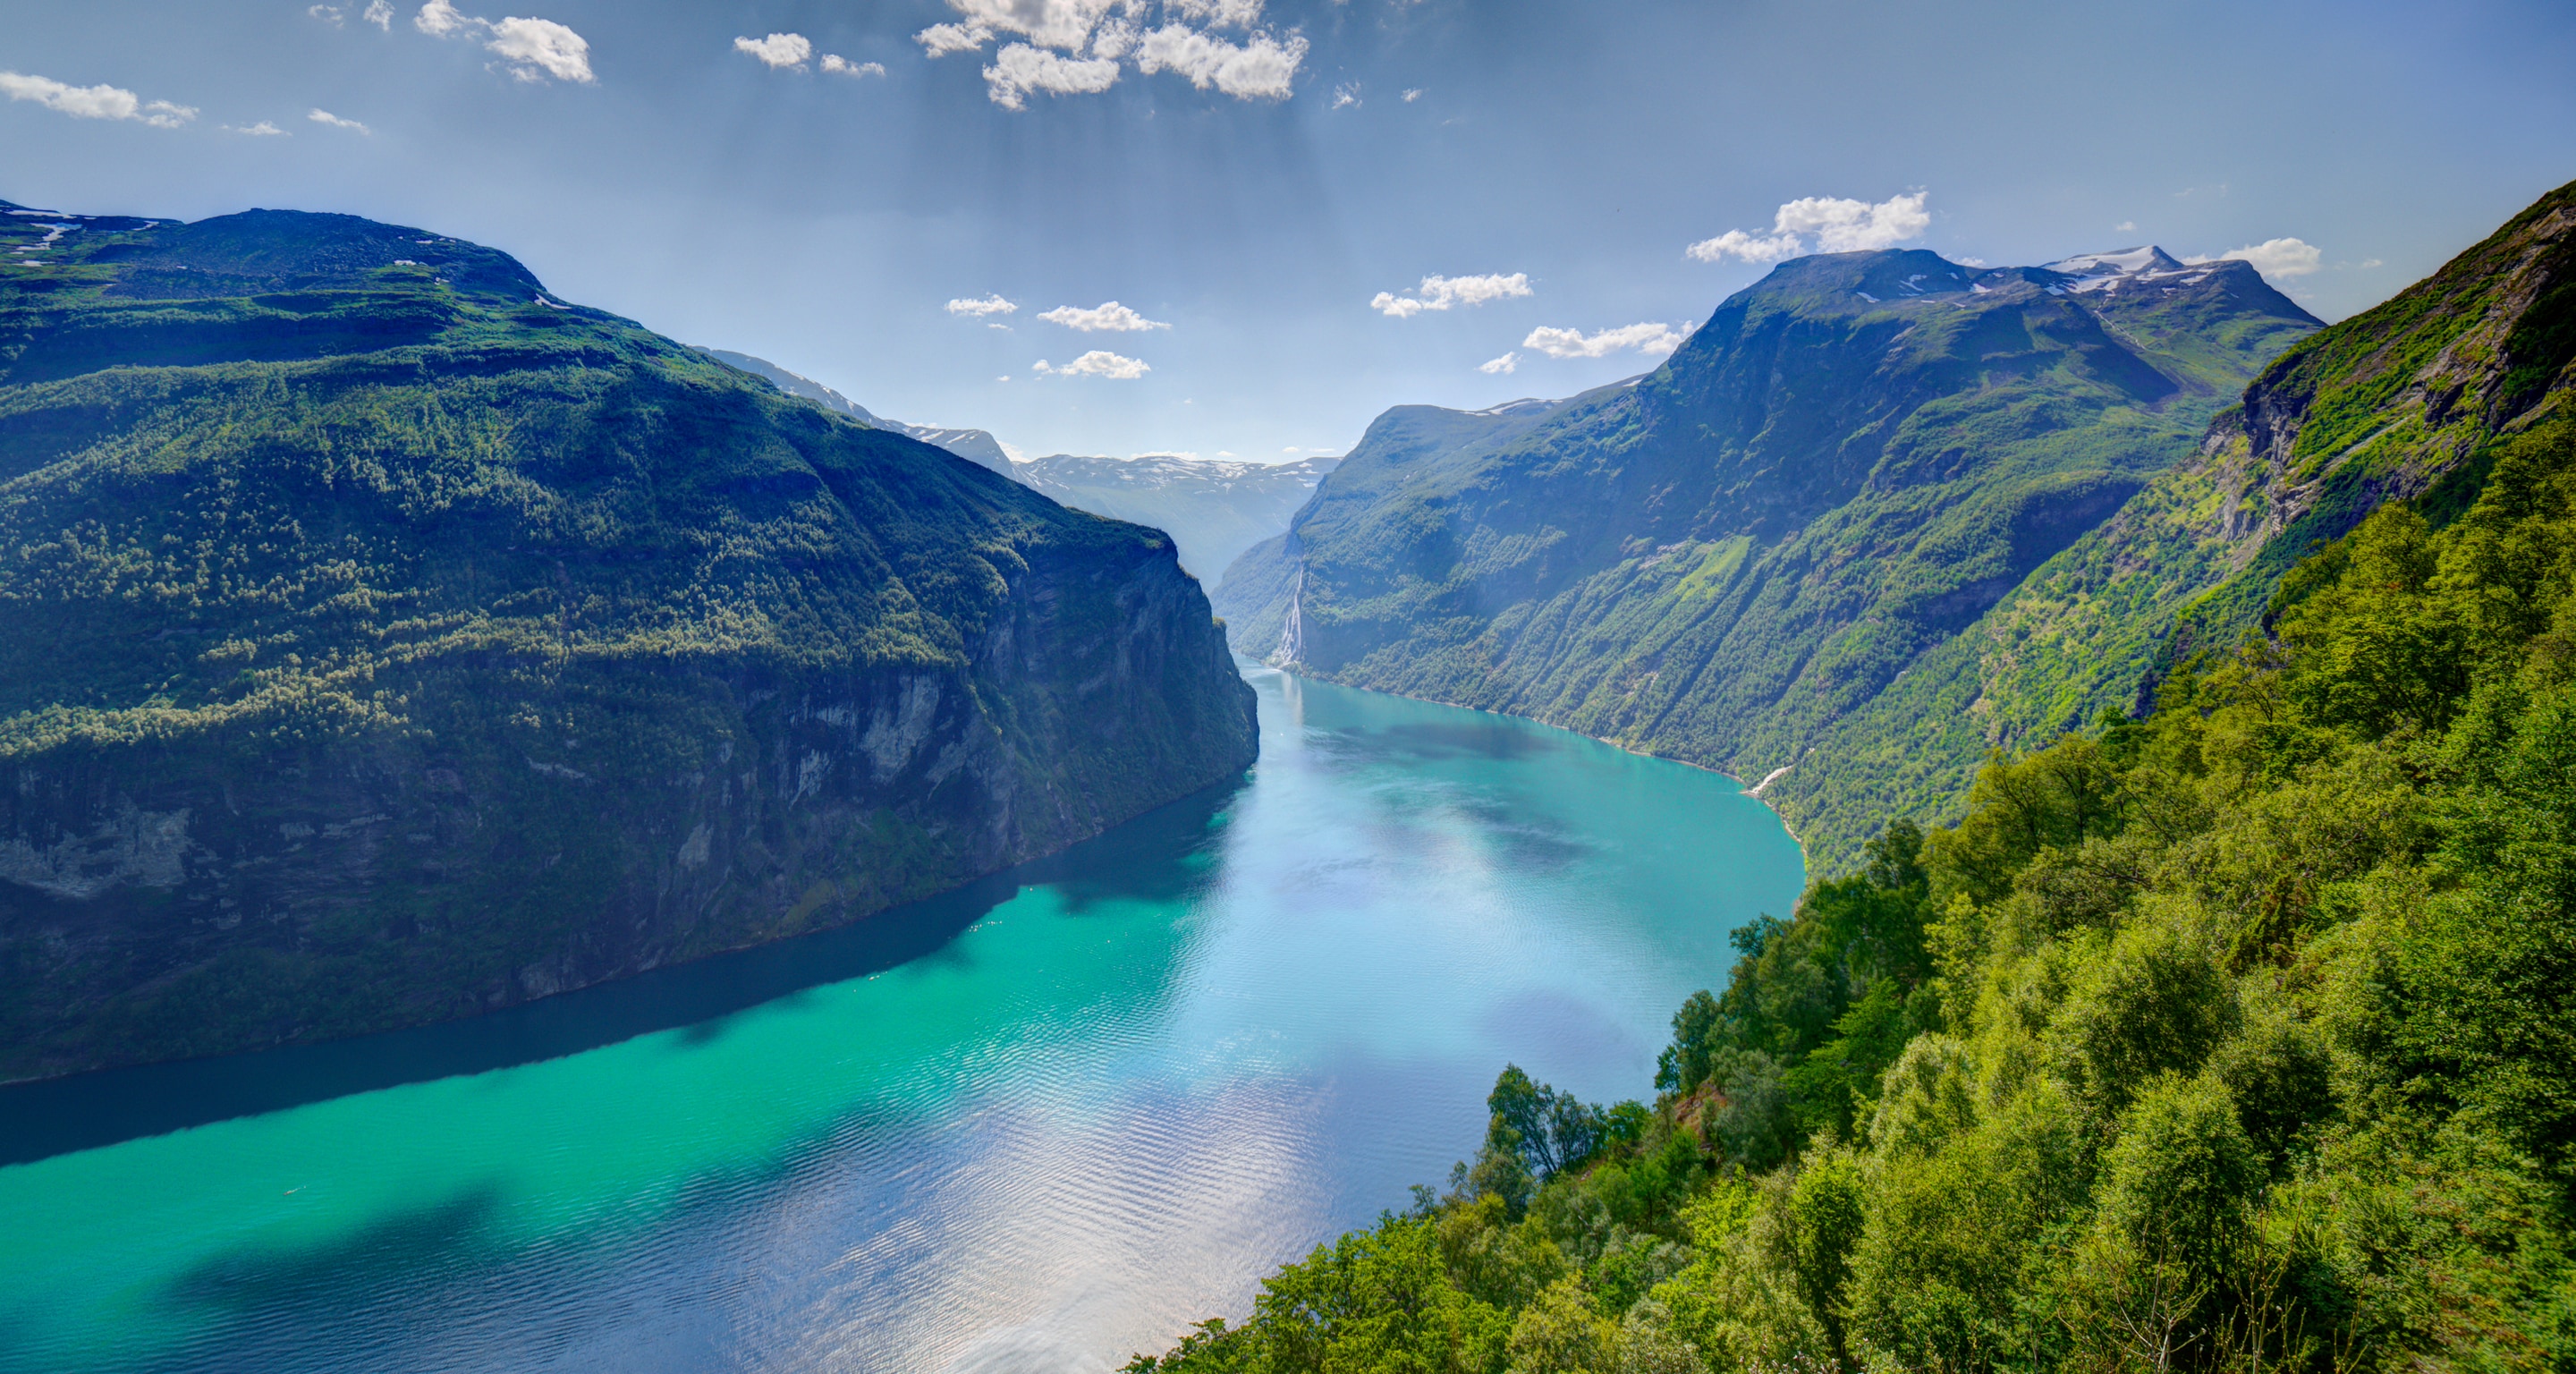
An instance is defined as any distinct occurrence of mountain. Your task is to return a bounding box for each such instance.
[701,348,1017,473]
[1761,179,2576,861]
[710,352,1343,581]
[0,200,1258,1080]
[1133,186,2576,1374]
[1016,453,1342,581]
[1213,246,2319,866]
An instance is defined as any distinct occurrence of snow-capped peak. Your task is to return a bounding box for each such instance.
[2042,246,2186,276]
[2037,246,2221,294]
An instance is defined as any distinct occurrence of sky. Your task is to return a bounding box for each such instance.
[5,0,2575,463]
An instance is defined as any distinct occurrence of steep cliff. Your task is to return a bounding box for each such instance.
[0,202,1258,1080]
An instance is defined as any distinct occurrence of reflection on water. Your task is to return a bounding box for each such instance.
[0,666,1803,1373]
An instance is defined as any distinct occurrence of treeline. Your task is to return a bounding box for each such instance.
[1125,408,2576,1372]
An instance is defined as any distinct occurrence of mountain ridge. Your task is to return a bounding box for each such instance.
[0,199,1258,1079]
[1213,243,2319,866]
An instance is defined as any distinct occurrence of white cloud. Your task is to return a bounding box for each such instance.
[1035,350,1150,379]
[1038,301,1169,332]
[310,4,345,26]
[822,55,886,78]
[0,71,196,127]
[415,3,593,83]
[918,22,995,55]
[1331,82,1359,108]
[1135,24,1305,99]
[365,0,394,29]
[487,17,591,81]
[1682,229,1803,266]
[1402,87,1421,102]
[1167,0,1266,27]
[734,32,812,70]
[947,293,1019,317]
[1521,322,1685,360]
[1479,352,1519,374]
[415,0,470,36]
[1687,191,1930,264]
[983,43,1119,109]
[919,0,1303,107]
[928,0,1124,54]
[2114,220,2137,232]
[2190,236,2324,279]
[1284,446,1301,453]
[226,121,289,135]
[309,107,371,132]
[1369,271,1532,318]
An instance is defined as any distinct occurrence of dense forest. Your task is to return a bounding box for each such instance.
[1127,398,2575,1370]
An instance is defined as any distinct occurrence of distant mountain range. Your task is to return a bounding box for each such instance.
[708,350,1338,581]
[0,203,1256,1079]
[1214,242,2326,868]
[1014,453,1340,582]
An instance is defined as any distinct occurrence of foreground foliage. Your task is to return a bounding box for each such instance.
[1129,408,2576,1374]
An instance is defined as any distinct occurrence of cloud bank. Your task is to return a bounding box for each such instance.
[1038,301,1169,332]
[733,33,883,78]
[1370,272,1532,318]
[2190,236,2324,280]
[1688,191,1930,265]
[734,33,812,69]
[1035,350,1150,379]
[416,1,593,83]
[918,0,1307,110]
[0,71,196,127]
[1521,322,1686,360]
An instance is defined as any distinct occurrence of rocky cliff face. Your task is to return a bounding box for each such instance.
[0,202,1257,1080]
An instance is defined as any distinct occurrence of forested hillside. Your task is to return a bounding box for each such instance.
[1214,245,2318,869]
[1129,376,2576,1374]
[1766,182,2576,863]
[0,202,1257,1080]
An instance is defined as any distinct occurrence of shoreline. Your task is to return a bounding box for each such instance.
[1250,659,1812,868]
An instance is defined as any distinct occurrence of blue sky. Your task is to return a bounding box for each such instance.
[6,0,2574,462]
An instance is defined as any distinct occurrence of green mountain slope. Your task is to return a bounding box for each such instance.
[701,348,1019,473]
[1213,249,2318,864]
[0,201,1257,1080]
[1130,392,2576,1374]
[1763,180,2576,863]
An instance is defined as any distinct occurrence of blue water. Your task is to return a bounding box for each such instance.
[0,666,1802,1373]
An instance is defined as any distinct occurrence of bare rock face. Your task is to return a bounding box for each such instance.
[0,202,1257,1080]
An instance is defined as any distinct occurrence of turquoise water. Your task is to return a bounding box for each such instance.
[0,666,1802,1373]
